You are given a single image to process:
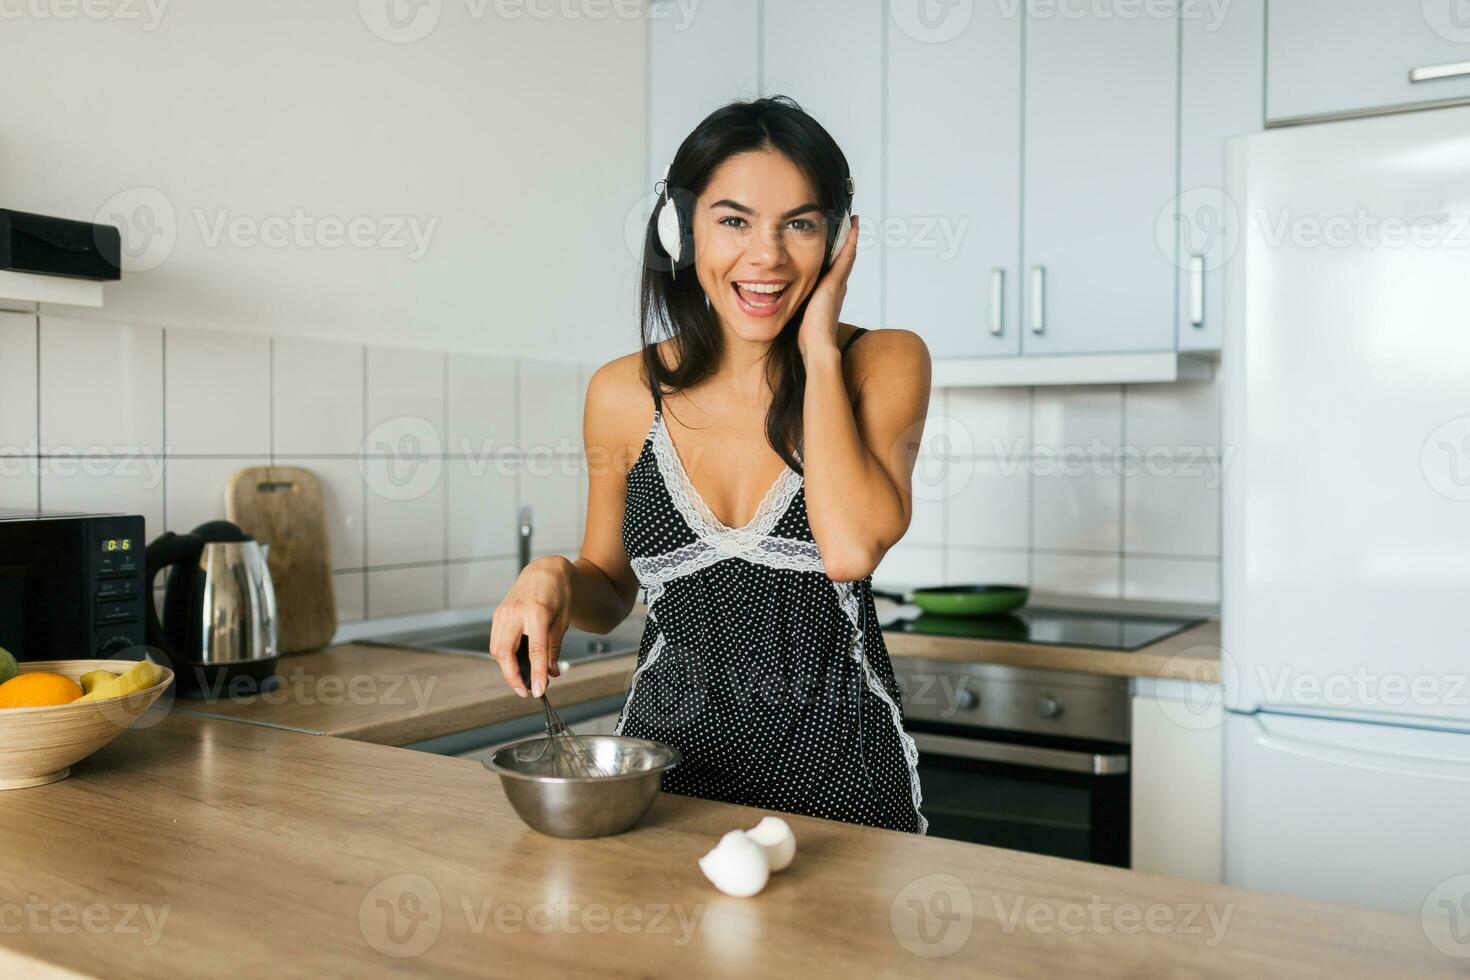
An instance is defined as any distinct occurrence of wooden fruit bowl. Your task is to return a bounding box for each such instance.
[0,659,174,790]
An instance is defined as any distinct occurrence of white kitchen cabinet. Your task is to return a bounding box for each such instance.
[647,0,760,188]
[1130,682,1223,882]
[1267,0,1470,124]
[1173,0,1264,352]
[1022,5,1179,355]
[886,1,1022,357]
[762,0,885,329]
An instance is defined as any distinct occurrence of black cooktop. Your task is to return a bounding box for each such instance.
[883,608,1203,652]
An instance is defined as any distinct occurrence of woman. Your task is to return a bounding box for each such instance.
[489,96,931,834]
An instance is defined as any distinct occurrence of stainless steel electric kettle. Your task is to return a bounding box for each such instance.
[145,520,279,697]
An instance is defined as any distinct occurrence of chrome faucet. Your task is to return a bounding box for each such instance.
[518,506,534,571]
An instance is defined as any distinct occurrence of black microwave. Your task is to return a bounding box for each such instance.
[0,509,147,662]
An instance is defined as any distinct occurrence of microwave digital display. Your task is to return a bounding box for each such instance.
[102,538,132,552]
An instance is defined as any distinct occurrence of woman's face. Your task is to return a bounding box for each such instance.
[692,149,831,343]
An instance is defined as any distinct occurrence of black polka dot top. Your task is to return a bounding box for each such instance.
[613,328,926,834]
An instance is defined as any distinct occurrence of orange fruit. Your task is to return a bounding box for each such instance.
[0,672,84,708]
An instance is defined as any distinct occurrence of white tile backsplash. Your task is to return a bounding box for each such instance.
[333,571,366,623]
[366,565,445,618]
[1032,552,1121,598]
[366,346,445,450]
[905,457,946,546]
[447,557,519,609]
[272,337,364,455]
[296,459,367,570]
[447,353,516,458]
[40,316,163,455]
[1033,385,1122,458]
[1123,466,1222,558]
[363,456,446,566]
[0,459,38,510]
[1123,556,1221,604]
[164,329,271,455]
[165,456,269,534]
[518,360,582,454]
[518,456,583,553]
[0,312,37,452]
[873,543,945,590]
[447,457,519,560]
[946,548,1030,586]
[946,386,1031,457]
[945,458,1030,550]
[1033,467,1122,553]
[904,372,1224,608]
[1124,379,1221,458]
[40,456,164,539]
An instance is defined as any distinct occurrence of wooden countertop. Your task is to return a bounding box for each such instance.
[0,713,1453,979]
[173,642,638,746]
[883,619,1222,683]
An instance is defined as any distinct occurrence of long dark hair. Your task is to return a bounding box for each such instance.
[639,95,853,473]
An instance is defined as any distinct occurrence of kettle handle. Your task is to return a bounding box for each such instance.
[144,531,201,665]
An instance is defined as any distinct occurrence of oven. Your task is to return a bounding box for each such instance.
[893,659,1131,867]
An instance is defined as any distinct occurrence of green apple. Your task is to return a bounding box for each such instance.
[0,646,16,685]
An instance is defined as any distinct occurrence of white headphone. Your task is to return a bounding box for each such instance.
[655,164,853,279]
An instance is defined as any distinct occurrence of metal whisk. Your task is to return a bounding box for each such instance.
[514,637,611,779]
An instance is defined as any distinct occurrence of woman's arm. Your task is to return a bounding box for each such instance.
[488,356,643,697]
[797,215,933,582]
[802,328,931,582]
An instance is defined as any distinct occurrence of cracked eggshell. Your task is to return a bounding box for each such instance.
[698,829,770,897]
[745,816,796,872]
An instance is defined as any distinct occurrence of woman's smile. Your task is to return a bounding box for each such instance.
[731,278,792,318]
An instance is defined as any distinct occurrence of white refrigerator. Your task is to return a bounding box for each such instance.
[1222,105,1470,917]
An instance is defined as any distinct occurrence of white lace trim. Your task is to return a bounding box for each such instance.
[613,626,666,737]
[833,580,929,836]
[631,535,824,588]
[650,410,804,548]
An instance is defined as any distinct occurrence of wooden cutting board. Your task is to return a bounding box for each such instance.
[226,465,337,654]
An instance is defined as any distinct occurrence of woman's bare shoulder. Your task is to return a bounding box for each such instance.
[843,326,930,385]
[585,351,658,460]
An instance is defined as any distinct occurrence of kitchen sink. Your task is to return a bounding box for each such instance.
[362,617,645,665]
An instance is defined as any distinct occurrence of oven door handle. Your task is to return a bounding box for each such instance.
[909,731,1129,775]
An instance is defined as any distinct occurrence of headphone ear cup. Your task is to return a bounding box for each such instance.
[656,197,684,266]
[828,210,852,265]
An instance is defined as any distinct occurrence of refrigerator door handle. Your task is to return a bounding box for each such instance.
[1249,715,1470,781]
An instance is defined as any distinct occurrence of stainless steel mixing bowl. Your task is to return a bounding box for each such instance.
[482,735,682,838]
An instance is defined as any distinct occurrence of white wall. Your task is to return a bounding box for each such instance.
[0,2,647,363]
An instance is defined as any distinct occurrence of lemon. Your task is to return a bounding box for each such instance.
[80,669,116,694]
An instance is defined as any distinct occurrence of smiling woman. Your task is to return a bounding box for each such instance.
[489,96,932,834]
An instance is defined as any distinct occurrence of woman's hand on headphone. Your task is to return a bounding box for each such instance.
[798,214,859,361]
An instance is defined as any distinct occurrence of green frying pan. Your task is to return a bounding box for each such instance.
[872,584,1030,617]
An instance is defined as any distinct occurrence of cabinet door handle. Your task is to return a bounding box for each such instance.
[1409,60,1470,83]
[1029,266,1045,334]
[1188,255,1205,328]
[989,268,1005,335]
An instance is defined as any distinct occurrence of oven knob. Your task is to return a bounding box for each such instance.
[1035,695,1063,720]
[954,688,978,711]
